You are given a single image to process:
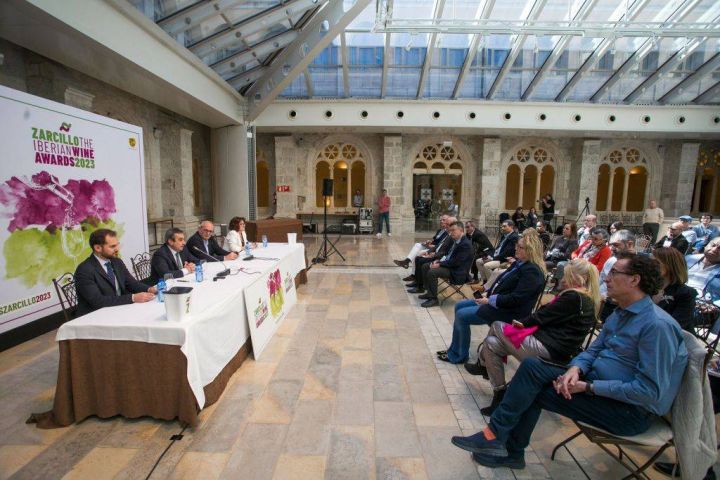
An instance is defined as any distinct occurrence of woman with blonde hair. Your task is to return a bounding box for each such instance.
[483,228,546,288]
[471,258,600,415]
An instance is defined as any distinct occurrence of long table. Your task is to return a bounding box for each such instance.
[29,243,306,428]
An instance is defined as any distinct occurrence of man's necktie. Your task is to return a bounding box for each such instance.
[105,261,120,295]
[175,252,183,269]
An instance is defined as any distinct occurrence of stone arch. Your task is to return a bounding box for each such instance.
[597,144,657,212]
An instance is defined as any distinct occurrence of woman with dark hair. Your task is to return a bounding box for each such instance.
[511,207,526,232]
[545,222,578,270]
[527,208,538,230]
[653,247,697,331]
[224,216,256,252]
[609,221,624,235]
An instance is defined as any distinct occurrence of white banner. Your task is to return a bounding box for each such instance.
[0,85,147,334]
[243,253,299,359]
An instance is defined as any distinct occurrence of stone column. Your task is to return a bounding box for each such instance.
[606,170,614,212]
[479,138,502,227]
[674,143,700,216]
[577,140,602,214]
[383,136,411,234]
[211,125,249,225]
[273,136,301,218]
[518,167,525,208]
[145,131,163,219]
[161,126,199,231]
[621,171,630,211]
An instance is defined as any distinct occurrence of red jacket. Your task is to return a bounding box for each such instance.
[377,195,391,213]
[571,241,612,271]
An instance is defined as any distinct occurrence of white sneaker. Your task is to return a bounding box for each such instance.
[376,233,382,239]
[388,233,392,237]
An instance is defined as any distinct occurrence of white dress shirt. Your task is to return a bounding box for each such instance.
[224,230,248,252]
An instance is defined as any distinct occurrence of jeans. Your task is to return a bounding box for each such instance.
[447,300,497,363]
[378,212,390,233]
[489,357,654,455]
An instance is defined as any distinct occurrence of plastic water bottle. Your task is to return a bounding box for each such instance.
[195,262,204,282]
[262,235,268,248]
[245,242,252,258]
[157,278,166,303]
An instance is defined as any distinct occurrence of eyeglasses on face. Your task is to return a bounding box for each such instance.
[607,268,635,278]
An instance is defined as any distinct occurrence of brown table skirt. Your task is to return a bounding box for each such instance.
[28,337,250,429]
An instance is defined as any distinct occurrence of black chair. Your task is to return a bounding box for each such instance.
[692,298,720,353]
[437,256,476,305]
[53,272,77,323]
[131,252,152,283]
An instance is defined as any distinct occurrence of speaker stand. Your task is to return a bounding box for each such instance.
[312,196,345,264]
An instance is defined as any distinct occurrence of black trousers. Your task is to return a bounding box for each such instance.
[414,256,434,289]
[422,264,451,298]
[643,222,660,244]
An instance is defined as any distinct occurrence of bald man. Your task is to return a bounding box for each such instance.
[654,221,689,254]
[186,220,239,261]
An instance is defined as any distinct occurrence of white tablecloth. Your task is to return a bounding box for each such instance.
[57,243,306,408]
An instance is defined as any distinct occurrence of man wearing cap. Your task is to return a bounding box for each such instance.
[679,215,697,247]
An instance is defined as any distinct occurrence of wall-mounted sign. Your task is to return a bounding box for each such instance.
[276,185,291,192]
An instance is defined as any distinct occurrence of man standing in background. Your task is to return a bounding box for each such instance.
[642,199,664,244]
[376,189,391,238]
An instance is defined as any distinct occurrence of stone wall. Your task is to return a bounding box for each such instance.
[0,39,213,234]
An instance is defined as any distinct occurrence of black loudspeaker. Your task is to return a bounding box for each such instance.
[322,178,333,196]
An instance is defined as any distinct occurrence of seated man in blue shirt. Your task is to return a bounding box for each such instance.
[687,237,720,304]
[450,252,688,470]
[693,214,720,253]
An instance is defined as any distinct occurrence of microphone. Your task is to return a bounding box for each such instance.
[192,246,230,278]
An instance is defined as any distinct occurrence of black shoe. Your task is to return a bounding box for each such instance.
[436,349,447,355]
[394,259,410,268]
[403,275,415,282]
[406,282,418,288]
[654,462,680,478]
[421,298,439,308]
[407,288,424,294]
[480,389,506,416]
[451,431,508,456]
[464,361,489,379]
[418,293,433,300]
[472,452,525,470]
[437,352,452,363]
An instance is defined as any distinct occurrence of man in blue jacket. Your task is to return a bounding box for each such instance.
[450,252,688,471]
[418,221,473,308]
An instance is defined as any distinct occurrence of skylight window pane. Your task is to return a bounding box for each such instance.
[309,67,343,96]
[387,68,421,96]
[280,72,308,97]
[349,67,382,96]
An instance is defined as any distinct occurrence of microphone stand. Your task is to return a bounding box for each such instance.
[192,246,231,278]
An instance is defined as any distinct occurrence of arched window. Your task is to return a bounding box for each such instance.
[315,143,365,208]
[504,146,555,210]
[413,144,464,212]
[595,148,648,212]
[256,160,270,208]
[692,148,720,213]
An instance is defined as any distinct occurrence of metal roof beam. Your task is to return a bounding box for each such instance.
[227,65,267,89]
[416,0,447,98]
[486,0,547,99]
[555,0,651,102]
[158,0,245,37]
[590,0,704,102]
[210,29,298,78]
[659,52,720,103]
[380,32,391,97]
[189,0,327,59]
[246,0,371,120]
[521,0,598,100]
[340,32,350,97]
[692,80,720,104]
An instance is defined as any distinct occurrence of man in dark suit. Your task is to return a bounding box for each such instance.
[655,222,690,254]
[406,223,453,293]
[441,236,546,364]
[465,221,493,283]
[186,221,239,262]
[75,229,156,317]
[150,228,201,284]
[395,215,449,270]
[476,220,519,284]
[418,221,474,308]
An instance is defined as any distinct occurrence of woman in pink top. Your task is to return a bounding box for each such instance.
[376,189,391,238]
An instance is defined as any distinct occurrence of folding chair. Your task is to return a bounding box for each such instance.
[635,234,653,253]
[131,252,152,283]
[692,298,720,353]
[550,332,706,480]
[53,272,77,323]
[437,256,476,304]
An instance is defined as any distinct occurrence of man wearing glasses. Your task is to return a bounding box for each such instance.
[186,220,239,262]
[655,221,689,254]
[450,252,688,471]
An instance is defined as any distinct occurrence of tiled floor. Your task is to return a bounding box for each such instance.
[0,234,706,479]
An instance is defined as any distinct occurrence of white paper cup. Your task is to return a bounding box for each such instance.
[287,233,297,245]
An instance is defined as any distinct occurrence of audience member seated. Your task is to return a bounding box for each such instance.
[599,230,635,321]
[466,221,493,284]
[527,208,538,231]
[577,214,597,243]
[535,221,551,250]
[476,220,519,284]
[224,216,256,252]
[405,217,455,292]
[653,247,697,331]
[511,207,526,232]
[450,252,688,471]
[150,227,200,284]
[186,220,239,261]
[655,221,689,254]
[686,237,720,303]
[438,236,545,364]
[678,215,698,247]
[484,229,541,290]
[416,221,474,308]
[394,215,449,269]
[693,214,720,253]
[467,258,599,416]
[608,221,623,235]
[545,223,578,270]
[571,228,611,271]
[75,229,156,316]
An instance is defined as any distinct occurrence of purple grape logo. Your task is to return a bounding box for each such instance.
[0,171,121,286]
[59,122,71,132]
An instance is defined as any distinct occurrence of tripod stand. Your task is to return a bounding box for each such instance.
[312,195,345,264]
[576,197,591,224]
